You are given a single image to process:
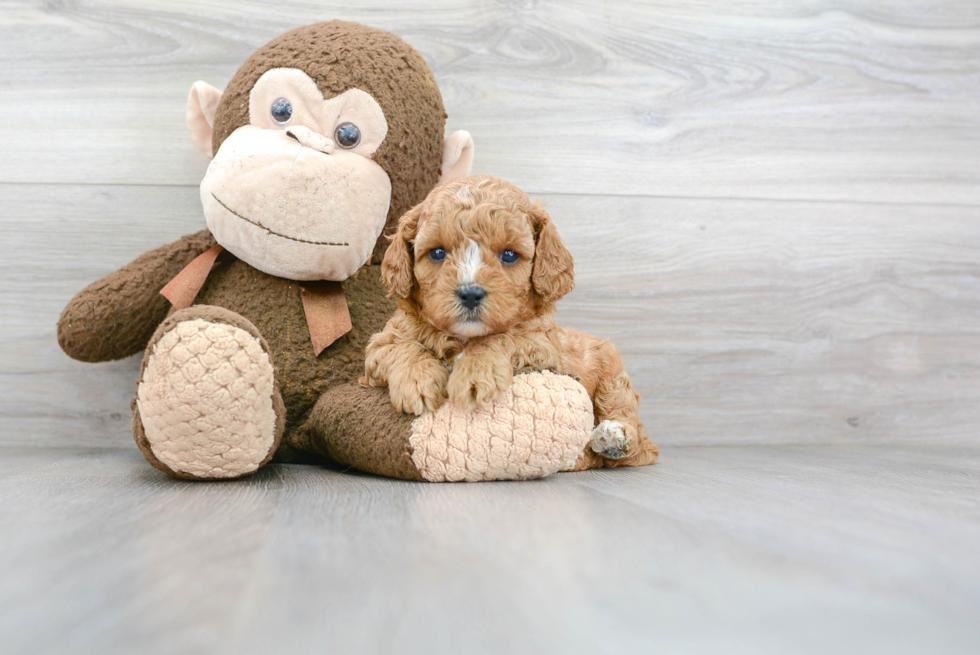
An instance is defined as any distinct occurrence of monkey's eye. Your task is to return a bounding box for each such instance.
[428,247,447,263]
[335,122,361,149]
[500,249,520,265]
[271,98,293,125]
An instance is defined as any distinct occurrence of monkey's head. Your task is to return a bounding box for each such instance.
[185,21,474,281]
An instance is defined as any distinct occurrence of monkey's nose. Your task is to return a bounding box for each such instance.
[285,126,334,154]
[456,286,486,310]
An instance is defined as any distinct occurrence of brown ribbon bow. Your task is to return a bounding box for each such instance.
[160,244,352,355]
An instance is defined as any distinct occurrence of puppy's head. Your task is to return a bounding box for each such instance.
[382,175,574,338]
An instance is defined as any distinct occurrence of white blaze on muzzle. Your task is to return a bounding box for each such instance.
[458,238,483,286]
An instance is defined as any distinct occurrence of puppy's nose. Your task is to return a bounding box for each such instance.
[456,286,486,310]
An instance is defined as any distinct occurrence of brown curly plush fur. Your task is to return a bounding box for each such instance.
[211,20,447,262]
[58,23,437,475]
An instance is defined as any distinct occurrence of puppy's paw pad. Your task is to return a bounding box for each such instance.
[590,420,632,459]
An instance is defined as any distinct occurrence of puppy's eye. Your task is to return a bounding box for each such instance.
[500,249,519,265]
[428,247,447,263]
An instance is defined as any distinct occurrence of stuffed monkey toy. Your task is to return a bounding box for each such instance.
[58,21,628,482]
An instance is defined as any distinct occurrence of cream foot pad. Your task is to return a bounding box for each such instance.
[408,370,594,482]
[136,319,278,478]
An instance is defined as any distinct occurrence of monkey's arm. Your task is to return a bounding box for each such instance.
[57,229,218,362]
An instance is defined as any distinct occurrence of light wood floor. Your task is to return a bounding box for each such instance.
[1,445,978,655]
[1,1,978,652]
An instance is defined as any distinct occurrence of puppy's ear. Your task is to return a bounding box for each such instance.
[382,203,422,298]
[529,201,574,305]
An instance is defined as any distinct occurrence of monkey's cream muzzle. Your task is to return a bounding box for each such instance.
[201,125,390,281]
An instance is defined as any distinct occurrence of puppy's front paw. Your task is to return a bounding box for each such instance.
[388,359,449,416]
[447,353,513,410]
[590,420,635,459]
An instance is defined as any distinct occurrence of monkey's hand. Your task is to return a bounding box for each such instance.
[447,350,513,411]
[58,229,217,363]
[387,355,449,415]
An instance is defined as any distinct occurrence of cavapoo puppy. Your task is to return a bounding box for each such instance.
[362,175,658,466]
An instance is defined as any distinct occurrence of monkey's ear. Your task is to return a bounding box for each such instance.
[437,130,475,186]
[381,204,423,299]
[529,201,575,306]
[187,81,224,157]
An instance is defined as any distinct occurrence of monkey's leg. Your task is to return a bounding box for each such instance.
[294,371,595,482]
[133,306,285,480]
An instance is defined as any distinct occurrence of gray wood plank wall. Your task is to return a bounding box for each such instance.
[1,1,978,448]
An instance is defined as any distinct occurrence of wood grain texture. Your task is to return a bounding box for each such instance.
[2,2,977,448]
[0,445,977,654]
[2,184,978,448]
[0,0,978,202]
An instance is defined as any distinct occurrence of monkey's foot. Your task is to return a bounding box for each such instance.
[134,306,285,479]
[408,370,594,481]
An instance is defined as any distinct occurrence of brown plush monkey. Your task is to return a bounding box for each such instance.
[58,21,607,481]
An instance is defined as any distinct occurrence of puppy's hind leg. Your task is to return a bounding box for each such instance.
[591,418,660,467]
[586,342,659,467]
[591,419,633,459]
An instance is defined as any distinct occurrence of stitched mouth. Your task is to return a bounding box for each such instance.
[211,193,348,247]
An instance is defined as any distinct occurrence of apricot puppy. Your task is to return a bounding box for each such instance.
[362,175,658,465]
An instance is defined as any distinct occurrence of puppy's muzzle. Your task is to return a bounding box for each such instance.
[456,285,486,311]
